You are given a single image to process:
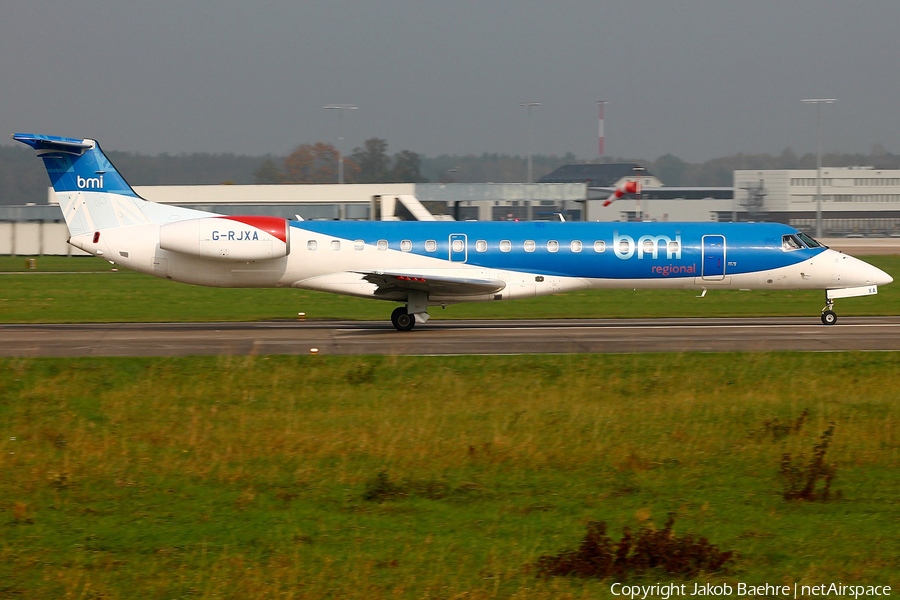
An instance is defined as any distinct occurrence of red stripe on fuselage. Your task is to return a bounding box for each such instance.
[219,216,287,243]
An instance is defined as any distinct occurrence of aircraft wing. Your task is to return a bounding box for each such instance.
[357,271,506,297]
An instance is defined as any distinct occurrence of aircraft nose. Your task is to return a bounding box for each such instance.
[856,258,892,286]
[834,253,893,287]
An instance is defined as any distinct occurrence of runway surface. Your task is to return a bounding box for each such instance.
[1,317,899,357]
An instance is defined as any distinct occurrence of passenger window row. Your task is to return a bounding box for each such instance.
[305,239,613,253]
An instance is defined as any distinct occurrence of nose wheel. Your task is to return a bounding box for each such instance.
[821,296,837,325]
[391,306,416,331]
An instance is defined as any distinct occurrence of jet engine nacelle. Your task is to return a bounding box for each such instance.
[159,216,290,261]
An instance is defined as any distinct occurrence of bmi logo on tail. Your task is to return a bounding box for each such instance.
[77,174,104,189]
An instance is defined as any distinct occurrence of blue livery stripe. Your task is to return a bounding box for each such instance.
[290,221,824,280]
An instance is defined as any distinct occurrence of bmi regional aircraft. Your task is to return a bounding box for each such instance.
[14,133,893,330]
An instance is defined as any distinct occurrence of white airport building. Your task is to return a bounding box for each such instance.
[734,167,900,236]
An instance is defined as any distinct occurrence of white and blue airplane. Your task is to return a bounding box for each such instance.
[14,133,892,330]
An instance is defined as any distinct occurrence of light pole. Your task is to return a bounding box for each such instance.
[802,98,836,238]
[325,104,358,184]
[597,100,608,160]
[633,165,645,221]
[520,102,541,183]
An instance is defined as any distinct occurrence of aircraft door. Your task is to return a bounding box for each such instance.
[449,234,467,263]
[702,235,726,280]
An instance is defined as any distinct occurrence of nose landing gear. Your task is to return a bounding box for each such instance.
[820,286,880,325]
[821,295,837,325]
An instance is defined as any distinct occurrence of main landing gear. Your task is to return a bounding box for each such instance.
[391,291,429,332]
[391,306,416,332]
[821,297,837,326]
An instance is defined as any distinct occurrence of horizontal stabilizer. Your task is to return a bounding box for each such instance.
[12,133,94,154]
[357,271,506,296]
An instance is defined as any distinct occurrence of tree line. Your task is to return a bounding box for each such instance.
[1,141,899,205]
[253,138,428,184]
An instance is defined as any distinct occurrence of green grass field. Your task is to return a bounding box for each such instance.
[2,256,898,598]
[1,353,898,598]
[1,255,898,323]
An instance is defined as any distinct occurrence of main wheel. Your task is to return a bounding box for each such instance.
[821,310,837,325]
[391,307,415,331]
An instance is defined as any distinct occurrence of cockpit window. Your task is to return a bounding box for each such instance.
[782,234,803,251]
[796,232,823,248]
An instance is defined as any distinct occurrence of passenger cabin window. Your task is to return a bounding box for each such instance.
[377,239,388,251]
[500,240,512,252]
[401,240,412,252]
[668,241,680,254]
[524,240,536,252]
[354,239,365,251]
[594,240,606,253]
[475,240,487,252]
[782,235,803,251]
[307,240,317,251]
[331,240,341,251]
[451,239,464,252]
[571,240,582,253]
[425,240,437,252]
[547,240,559,253]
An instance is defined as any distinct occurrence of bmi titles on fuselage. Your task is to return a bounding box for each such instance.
[613,231,681,260]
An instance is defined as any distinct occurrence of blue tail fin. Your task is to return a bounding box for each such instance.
[13,134,140,198]
[13,133,216,236]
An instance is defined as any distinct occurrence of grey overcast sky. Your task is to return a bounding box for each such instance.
[2,0,898,161]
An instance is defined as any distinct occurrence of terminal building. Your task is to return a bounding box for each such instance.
[3,164,900,255]
[734,167,900,236]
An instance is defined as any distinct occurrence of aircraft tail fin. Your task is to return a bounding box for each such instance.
[13,134,214,237]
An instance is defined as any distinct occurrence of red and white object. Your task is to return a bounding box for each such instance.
[159,216,290,261]
[603,181,642,207]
